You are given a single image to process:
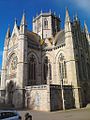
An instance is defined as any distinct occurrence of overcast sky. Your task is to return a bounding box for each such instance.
[0,0,90,69]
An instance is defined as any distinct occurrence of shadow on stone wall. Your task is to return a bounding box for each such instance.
[50,85,75,111]
[64,85,75,109]
[25,90,35,110]
[0,80,24,110]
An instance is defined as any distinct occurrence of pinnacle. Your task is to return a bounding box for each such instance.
[20,12,27,26]
[65,7,70,22]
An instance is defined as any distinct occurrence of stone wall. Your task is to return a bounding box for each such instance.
[25,85,50,111]
[50,85,62,111]
[50,85,75,111]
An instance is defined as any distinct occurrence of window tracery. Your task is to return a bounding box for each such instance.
[59,53,67,79]
[7,54,18,79]
[28,54,36,85]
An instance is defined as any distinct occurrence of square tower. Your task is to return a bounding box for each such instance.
[33,11,61,39]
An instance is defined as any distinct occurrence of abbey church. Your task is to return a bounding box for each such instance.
[0,9,90,111]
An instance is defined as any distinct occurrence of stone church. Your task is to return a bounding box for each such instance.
[0,9,90,111]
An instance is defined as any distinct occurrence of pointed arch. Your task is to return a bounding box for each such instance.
[28,51,39,63]
[55,49,65,63]
[42,55,52,84]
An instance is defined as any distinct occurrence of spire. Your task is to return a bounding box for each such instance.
[5,26,10,39]
[65,7,70,23]
[20,11,27,26]
[65,8,72,32]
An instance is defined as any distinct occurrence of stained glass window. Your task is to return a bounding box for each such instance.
[28,55,36,85]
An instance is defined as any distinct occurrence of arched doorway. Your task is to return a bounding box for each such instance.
[7,81,15,106]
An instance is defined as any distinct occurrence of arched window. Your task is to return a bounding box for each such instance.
[28,55,36,85]
[44,18,48,29]
[59,53,67,79]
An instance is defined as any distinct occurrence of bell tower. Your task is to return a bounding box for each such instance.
[33,10,61,39]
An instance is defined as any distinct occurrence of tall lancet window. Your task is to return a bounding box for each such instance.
[44,18,48,29]
[49,63,52,80]
[43,57,48,84]
[28,55,36,85]
[43,57,52,84]
[59,53,67,80]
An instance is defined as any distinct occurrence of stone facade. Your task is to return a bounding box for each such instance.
[0,9,90,111]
